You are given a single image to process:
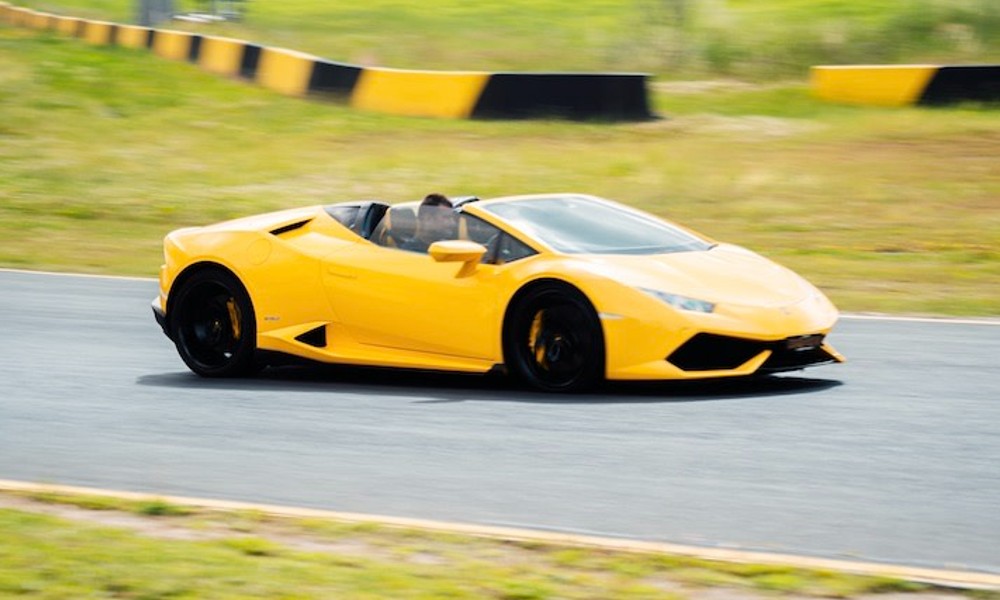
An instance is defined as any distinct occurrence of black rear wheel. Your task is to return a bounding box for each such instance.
[504,283,604,393]
[169,268,257,377]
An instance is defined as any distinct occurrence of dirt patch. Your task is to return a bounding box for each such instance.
[632,113,823,138]
[652,80,765,95]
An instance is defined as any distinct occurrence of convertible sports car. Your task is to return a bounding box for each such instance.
[153,193,843,392]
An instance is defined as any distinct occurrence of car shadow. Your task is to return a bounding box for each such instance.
[138,363,842,405]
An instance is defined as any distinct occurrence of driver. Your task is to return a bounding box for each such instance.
[408,193,458,252]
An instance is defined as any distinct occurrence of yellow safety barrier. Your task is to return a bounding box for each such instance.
[152,29,195,61]
[256,47,316,96]
[350,68,490,119]
[82,20,115,45]
[810,65,938,107]
[25,10,53,29]
[199,36,245,76]
[52,15,83,37]
[116,25,149,49]
[7,5,30,26]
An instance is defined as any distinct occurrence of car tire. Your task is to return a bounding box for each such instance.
[504,282,604,393]
[169,267,258,378]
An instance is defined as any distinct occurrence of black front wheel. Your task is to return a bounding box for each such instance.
[169,268,258,377]
[504,283,604,393]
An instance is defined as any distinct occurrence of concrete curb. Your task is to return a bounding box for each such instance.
[1,479,997,590]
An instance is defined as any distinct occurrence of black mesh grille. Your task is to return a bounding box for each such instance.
[668,333,832,372]
[759,346,836,373]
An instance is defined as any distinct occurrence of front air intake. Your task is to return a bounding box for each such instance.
[667,333,768,371]
[667,333,834,373]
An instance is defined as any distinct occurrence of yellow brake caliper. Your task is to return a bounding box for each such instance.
[529,310,547,369]
[226,299,241,340]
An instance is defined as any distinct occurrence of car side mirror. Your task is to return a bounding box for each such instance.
[429,240,486,276]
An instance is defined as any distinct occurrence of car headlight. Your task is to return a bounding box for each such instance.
[640,288,715,313]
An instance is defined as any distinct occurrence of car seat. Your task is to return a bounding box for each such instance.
[372,207,418,249]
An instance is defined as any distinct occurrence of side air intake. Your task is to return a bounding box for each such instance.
[270,219,312,236]
[295,325,327,348]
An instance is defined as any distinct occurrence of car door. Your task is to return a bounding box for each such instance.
[322,243,502,361]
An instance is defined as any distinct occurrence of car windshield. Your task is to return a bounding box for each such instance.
[482,195,713,255]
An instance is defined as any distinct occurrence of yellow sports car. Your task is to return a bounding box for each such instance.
[153,194,843,392]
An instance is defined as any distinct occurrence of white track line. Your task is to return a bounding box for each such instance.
[839,314,1000,326]
[0,267,155,282]
[0,479,996,590]
[2,267,998,326]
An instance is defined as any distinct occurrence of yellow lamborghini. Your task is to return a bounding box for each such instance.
[153,194,843,392]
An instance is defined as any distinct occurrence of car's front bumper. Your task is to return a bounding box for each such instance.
[600,296,843,381]
[151,297,170,339]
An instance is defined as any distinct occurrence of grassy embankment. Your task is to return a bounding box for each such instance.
[4,490,990,599]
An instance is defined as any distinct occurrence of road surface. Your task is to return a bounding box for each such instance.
[1,269,997,573]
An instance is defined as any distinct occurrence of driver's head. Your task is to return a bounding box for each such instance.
[418,193,456,240]
[419,193,452,213]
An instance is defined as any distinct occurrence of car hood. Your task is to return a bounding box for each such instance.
[578,244,815,307]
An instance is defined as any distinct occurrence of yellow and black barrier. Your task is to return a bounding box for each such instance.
[81,19,114,45]
[116,25,151,49]
[150,29,200,62]
[811,65,1000,106]
[350,68,489,119]
[471,73,651,120]
[198,35,248,77]
[0,1,651,121]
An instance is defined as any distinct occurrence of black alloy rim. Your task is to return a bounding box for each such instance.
[524,303,589,388]
[177,282,243,370]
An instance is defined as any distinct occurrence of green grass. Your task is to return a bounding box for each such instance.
[11,0,1000,77]
[18,490,196,516]
[1,27,998,314]
[3,491,981,599]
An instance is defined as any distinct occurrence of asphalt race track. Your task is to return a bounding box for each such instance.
[1,269,998,573]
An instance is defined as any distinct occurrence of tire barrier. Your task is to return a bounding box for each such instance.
[811,65,1000,107]
[0,1,652,121]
